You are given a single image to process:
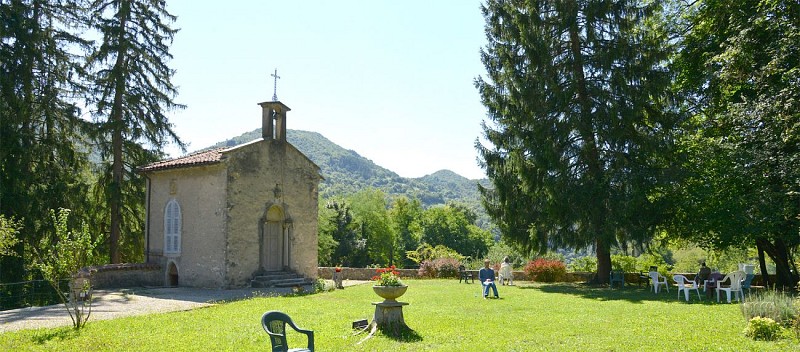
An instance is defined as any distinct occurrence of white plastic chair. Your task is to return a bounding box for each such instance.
[673,274,700,301]
[716,271,746,303]
[649,271,668,294]
[498,262,513,285]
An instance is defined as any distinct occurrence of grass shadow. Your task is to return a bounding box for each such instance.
[517,282,719,305]
[379,325,423,342]
[31,326,80,344]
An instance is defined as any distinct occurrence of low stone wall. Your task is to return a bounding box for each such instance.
[88,263,163,289]
[565,271,594,282]
[318,267,421,281]
[317,267,577,282]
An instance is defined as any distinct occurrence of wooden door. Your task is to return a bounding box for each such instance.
[264,221,283,271]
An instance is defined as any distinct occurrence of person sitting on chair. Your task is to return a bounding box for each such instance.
[705,269,724,298]
[499,256,513,286]
[695,262,711,286]
[479,259,499,299]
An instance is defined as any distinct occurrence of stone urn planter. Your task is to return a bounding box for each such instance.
[372,285,408,302]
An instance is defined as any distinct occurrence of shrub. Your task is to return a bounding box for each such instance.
[610,255,637,272]
[313,279,335,293]
[436,258,460,278]
[795,289,800,338]
[636,253,669,274]
[524,258,567,282]
[485,241,524,268]
[418,260,437,278]
[569,256,597,272]
[417,257,461,278]
[744,317,783,341]
[741,291,797,327]
[406,244,464,265]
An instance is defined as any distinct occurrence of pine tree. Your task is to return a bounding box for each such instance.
[86,0,184,263]
[476,0,677,283]
[0,0,93,283]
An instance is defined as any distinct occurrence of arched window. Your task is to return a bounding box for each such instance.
[164,200,181,254]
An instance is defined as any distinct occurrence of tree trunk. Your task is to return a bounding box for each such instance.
[595,238,612,285]
[756,241,771,288]
[108,8,129,264]
[756,237,799,290]
[568,11,610,287]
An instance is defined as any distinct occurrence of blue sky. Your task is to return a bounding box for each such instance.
[165,1,488,179]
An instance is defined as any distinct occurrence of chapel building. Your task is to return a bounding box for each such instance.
[140,101,322,288]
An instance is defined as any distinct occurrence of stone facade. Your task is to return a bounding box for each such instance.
[141,101,322,288]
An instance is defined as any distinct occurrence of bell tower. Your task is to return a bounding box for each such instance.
[259,101,290,142]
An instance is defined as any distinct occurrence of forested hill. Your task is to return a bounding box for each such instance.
[206,129,489,222]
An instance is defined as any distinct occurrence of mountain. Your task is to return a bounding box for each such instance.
[206,128,490,226]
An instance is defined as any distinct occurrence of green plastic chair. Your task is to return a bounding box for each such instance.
[609,270,625,288]
[261,310,314,352]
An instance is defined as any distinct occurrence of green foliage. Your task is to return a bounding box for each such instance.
[670,0,800,290]
[535,252,566,263]
[312,279,334,293]
[316,201,338,266]
[349,188,397,266]
[744,317,784,341]
[33,209,101,286]
[87,0,185,263]
[406,244,464,266]
[388,197,423,268]
[524,259,567,283]
[611,255,637,273]
[569,256,597,273]
[741,291,798,328]
[321,189,491,268]
[318,199,367,267]
[476,0,678,285]
[421,204,492,259]
[670,246,707,273]
[31,209,102,329]
[706,248,751,273]
[0,0,96,282]
[484,241,525,268]
[636,253,670,275]
[0,215,22,257]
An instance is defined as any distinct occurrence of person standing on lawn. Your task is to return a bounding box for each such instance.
[479,259,499,299]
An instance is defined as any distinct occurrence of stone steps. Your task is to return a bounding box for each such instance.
[251,271,313,289]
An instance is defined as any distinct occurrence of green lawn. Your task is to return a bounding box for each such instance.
[1,280,797,351]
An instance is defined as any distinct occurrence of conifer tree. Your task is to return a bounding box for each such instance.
[86,0,184,263]
[476,0,677,283]
[0,0,93,282]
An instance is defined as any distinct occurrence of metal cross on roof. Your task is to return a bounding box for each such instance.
[270,68,280,101]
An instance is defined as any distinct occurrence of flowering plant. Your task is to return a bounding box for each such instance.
[524,258,567,283]
[372,265,404,286]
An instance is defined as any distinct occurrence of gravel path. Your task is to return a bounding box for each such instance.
[1,280,368,333]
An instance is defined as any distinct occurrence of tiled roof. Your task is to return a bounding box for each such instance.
[139,148,226,172]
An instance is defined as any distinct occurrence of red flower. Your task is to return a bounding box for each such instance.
[372,266,403,286]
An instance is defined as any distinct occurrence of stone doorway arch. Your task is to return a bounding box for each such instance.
[167,261,179,287]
